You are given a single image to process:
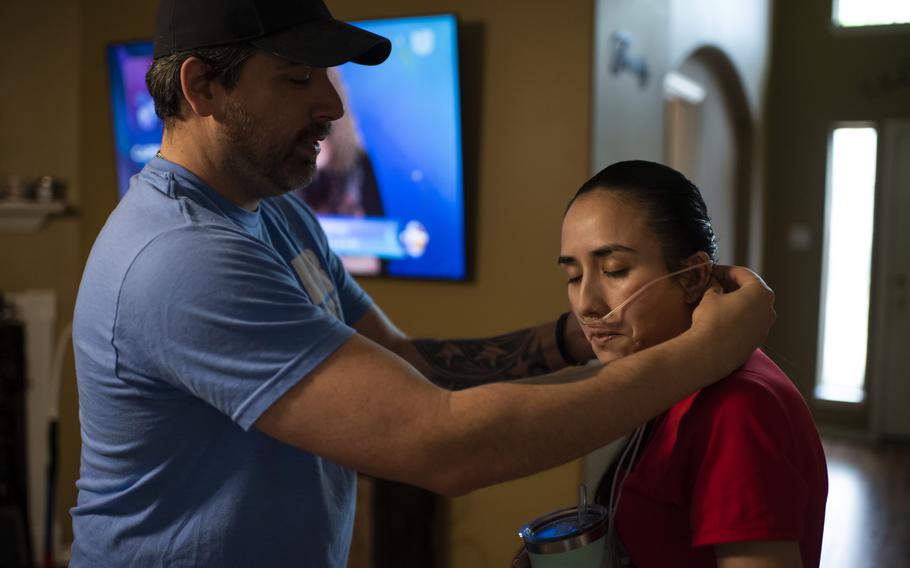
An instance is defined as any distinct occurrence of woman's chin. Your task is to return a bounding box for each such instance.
[592,346,630,365]
[591,334,674,365]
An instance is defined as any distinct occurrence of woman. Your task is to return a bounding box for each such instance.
[555,161,826,567]
[295,69,384,219]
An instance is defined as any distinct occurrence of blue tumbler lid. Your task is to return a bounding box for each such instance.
[518,505,608,554]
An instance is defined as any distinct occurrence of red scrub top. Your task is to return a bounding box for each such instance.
[613,350,828,567]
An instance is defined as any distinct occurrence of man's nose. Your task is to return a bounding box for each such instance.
[314,72,344,123]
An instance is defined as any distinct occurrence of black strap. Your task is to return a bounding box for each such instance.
[555,311,581,366]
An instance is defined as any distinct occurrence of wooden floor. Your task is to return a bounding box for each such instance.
[820,436,910,568]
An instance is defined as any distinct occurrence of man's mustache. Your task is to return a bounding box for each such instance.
[303,122,332,141]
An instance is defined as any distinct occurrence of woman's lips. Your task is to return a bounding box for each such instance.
[589,331,621,348]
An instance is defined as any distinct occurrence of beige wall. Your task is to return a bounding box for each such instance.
[764,4,910,428]
[0,0,84,549]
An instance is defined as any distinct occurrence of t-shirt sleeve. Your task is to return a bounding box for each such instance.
[324,245,371,326]
[114,226,355,430]
[280,192,372,326]
[680,378,809,547]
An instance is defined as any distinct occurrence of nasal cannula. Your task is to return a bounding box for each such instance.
[578,260,715,328]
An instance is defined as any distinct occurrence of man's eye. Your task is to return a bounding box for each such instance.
[288,76,311,84]
[605,268,629,278]
[566,275,582,285]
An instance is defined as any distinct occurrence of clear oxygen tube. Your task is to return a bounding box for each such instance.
[578,260,715,329]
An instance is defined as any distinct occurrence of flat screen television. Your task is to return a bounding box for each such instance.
[107,14,466,280]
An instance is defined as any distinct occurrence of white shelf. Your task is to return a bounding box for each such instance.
[0,200,68,232]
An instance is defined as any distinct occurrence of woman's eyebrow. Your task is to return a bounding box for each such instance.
[591,243,636,258]
[557,244,636,266]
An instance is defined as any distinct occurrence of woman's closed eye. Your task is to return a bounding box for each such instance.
[604,267,630,278]
[566,267,628,284]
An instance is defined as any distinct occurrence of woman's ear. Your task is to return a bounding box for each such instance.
[680,251,712,304]
[179,56,218,118]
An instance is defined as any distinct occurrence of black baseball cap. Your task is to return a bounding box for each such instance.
[153,0,391,66]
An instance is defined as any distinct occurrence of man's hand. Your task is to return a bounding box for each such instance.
[691,265,776,362]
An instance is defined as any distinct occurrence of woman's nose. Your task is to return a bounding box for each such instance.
[577,276,610,317]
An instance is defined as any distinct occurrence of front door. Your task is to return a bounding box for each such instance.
[872,120,910,440]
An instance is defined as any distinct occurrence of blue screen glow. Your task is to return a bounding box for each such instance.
[106,13,466,280]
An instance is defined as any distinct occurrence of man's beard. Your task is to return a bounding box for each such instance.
[219,100,326,199]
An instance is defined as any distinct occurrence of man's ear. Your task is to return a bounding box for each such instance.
[680,251,713,304]
[179,57,219,118]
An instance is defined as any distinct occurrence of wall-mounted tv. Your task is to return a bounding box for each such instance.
[107,14,466,280]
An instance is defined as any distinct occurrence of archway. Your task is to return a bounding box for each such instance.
[664,46,755,265]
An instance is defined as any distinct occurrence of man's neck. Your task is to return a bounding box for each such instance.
[159,128,261,211]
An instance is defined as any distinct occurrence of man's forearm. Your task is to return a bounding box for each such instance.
[434,324,748,495]
[404,323,566,389]
[353,305,594,390]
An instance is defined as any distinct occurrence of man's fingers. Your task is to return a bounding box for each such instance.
[704,276,724,296]
[711,264,770,294]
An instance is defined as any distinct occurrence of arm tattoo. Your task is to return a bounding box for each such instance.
[411,328,551,390]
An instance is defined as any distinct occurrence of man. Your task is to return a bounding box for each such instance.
[71,0,776,566]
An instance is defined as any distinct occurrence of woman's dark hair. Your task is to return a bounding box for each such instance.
[568,160,718,269]
[146,43,259,127]
[570,161,717,509]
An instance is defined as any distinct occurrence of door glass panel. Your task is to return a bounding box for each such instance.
[816,126,877,403]
[834,0,910,27]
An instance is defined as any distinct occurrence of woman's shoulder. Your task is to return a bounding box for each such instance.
[698,350,796,406]
[675,350,807,437]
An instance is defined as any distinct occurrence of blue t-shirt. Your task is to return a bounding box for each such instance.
[71,158,372,567]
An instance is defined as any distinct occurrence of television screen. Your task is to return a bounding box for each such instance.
[107,14,466,280]
[107,41,161,199]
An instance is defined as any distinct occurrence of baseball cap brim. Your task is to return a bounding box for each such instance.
[253,18,391,67]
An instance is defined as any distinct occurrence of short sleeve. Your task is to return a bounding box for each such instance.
[114,226,355,430]
[324,245,371,326]
[680,379,809,547]
[274,192,372,327]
